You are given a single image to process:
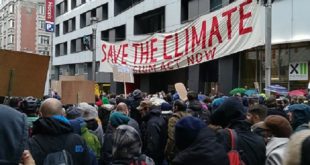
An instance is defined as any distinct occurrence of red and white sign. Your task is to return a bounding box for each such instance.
[99,0,264,74]
[45,0,55,32]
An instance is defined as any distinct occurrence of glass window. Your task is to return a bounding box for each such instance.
[39,20,45,29]
[9,19,14,28]
[39,5,45,15]
[9,4,14,13]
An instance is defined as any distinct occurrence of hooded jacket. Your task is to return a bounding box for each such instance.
[70,117,101,158]
[216,121,266,165]
[141,108,167,165]
[172,127,229,165]
[28,117,90,165]
[0,105,28,165]
[266,137,289,165]
[288,104,310,131]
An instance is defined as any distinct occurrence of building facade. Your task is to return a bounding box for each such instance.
[53,0,310,94]
[0,0,52,55]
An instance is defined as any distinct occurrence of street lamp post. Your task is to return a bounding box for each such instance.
[91,17,98,81]
[265,0,272,96]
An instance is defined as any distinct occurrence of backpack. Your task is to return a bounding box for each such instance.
[227,129,246,165]
[33,134,75,165]
[43,150,73,165]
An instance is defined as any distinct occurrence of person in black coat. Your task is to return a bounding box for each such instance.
[172,116,229,165]
[100,112,131,165]
[210,97,266,165]
[128,89,143,125]
[28,98,91,165]
[138,100,167,165]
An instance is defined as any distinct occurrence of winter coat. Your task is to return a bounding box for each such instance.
[165,111,191,161]
[288,104,310,131]
[28,117,91,165]
[172,127,229,165]
[141,108,167,165]
[187,100,210,124]
[266,137,289,165]
[0,105,28,164]
[70,118,101,158]
[129,98,143,125]
[216,120,266,165]
[101,129,114,165]
[128,117,141,135]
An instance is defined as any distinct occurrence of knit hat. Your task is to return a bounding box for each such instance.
[175,116,206,150]
[210,97,245,128]
[256,115,292,137]
[187,100,202,112]
[78,102,98,121]
[102,97,109,105]
[211,97,225,110]
[173,93,180,101]
[109,112,130,128]
[66,106,82,120]
[112,125,142,160]
[161,102,172,111]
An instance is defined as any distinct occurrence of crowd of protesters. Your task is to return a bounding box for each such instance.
[1,89,310,165]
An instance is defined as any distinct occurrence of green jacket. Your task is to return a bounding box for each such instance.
[165,111,191,161]
[81,126,101,158]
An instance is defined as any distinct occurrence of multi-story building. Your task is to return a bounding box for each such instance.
[0,0,52,55]
[53,0,310,94]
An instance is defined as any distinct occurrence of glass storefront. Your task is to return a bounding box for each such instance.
[240,42,310,92]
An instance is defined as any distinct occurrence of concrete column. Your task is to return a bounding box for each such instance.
[218,55,239,95]
[140,74,150,93]
[188,65,200,92]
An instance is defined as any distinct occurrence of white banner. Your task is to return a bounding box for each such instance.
[99,0,264,73]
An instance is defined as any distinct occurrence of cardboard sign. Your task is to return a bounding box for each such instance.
[289,62,308,81]
[51,75,87,96]
[59,75,86,81]
[51,80,61,95]
[61,80,95,105]
[113,65,134,83]
[175,82,188,101]
[0,50,49,97]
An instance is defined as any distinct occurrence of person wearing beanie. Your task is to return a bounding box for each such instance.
[100,111,130,165]
[109,111,130,128]
[165,100,191,162]
[112,125,155,165]
[283,129,310,165]
[287,104,310,132]
[128,89,144,125]
[138,100,167,165]
[187,99,210,124]
[255,115,292,165]
[66,106,82,120]
[172,116,229,165]
[116,102,140,134]
[210,97,266,165]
